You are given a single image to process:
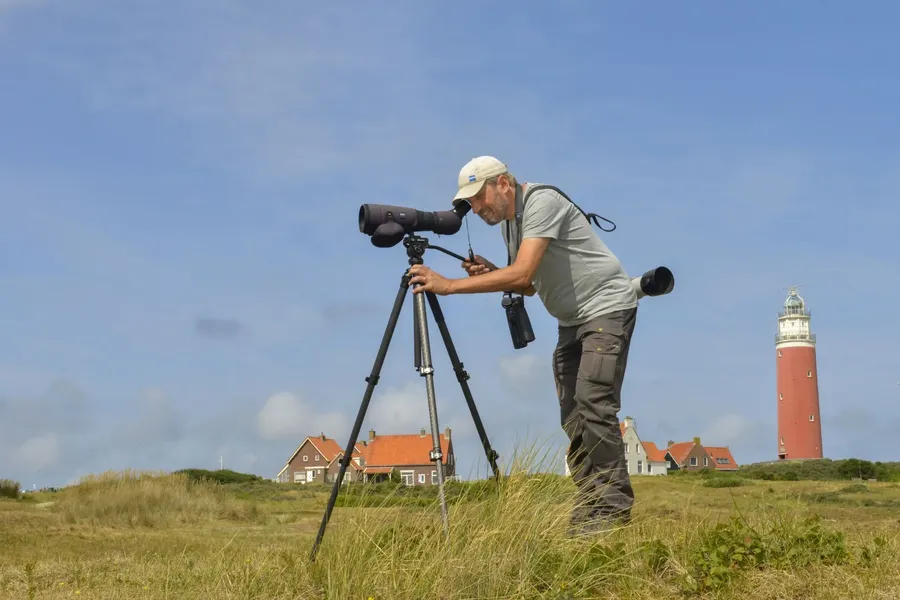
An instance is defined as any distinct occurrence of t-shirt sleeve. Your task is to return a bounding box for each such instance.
[522,190,567,240]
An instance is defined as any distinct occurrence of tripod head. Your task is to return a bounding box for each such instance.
[402,234,469,266]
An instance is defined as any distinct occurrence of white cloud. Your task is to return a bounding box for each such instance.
[498,353,552,398]
[256,391,347,441]
[367,381,434,434]
[16,433,59,472]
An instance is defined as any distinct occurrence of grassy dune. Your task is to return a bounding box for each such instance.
[1,460,899,599]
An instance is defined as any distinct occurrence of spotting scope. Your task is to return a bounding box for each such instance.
[631,266,675,299]
[359,202,472,248]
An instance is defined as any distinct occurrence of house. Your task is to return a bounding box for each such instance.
[703,445,739,471]
[621,416,668,476]
[663,437,739,472]
[358,427,456,485]
[275,433,361,484]
[275,427,456,486]
[640,440,669,475]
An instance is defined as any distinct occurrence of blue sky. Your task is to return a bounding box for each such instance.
[1,1,898,489]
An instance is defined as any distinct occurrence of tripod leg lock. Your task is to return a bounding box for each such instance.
[365,375,380,385]
[418,366,434,375]
[453,362,470,382]
[430,450,443,461]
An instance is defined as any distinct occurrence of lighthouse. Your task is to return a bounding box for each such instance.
[775,288,824,460]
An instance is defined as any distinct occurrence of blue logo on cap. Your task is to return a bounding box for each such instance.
[468,174,476,182]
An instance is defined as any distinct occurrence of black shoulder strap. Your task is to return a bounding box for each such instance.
[524,184,617,233]
[506,184,616,267]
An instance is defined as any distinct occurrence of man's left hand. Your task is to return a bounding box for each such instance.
[408,264,453,295]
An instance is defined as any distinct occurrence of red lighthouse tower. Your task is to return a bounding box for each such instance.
[775,288,823,460]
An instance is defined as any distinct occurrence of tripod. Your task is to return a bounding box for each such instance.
[309,233,501,562]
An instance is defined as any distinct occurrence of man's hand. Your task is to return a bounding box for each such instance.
[461,254,497,277]
[408,264,453,295]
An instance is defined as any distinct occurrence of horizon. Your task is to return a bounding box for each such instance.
[2,2,898,489]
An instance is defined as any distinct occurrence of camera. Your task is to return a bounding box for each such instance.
[502,293,535,350]
[359,202,472,248]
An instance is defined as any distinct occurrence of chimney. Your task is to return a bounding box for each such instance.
[320,432,326,440]
[623,416,634,429]
[368,429,376,441]
[693,436,701,445]
[444,426,451,440]
[420,428,426,437]
[667,440,674,448]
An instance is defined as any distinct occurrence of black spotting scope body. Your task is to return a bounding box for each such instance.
[359,202,471,248]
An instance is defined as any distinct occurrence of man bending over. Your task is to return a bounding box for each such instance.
[408,156,639,534]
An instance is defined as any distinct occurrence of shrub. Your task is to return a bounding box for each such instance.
[702,476,747,488]
[0,479,20,499]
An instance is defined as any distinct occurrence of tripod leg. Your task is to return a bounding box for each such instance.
[412,288,451,539]
[309,271,410,562]
[414,301,422,371]
[425,291,501,480]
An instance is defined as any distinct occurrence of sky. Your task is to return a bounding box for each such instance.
[1,1,898,489]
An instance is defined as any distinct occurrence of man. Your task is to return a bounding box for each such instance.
[408,155,639,533]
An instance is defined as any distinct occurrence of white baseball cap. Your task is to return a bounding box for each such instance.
[452,155,509,205]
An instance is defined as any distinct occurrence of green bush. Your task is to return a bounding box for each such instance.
[702,476,747,488]
[736,458,900,482]
[0,479,21,499]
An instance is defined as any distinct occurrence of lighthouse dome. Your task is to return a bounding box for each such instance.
[783,290,807,316]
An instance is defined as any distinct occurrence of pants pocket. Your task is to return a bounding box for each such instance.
[580,351,618,387]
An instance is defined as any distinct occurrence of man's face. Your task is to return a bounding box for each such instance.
[466,177,511,226]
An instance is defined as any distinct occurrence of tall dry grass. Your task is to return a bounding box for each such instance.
[3,445,899,599]
[299,447,898,599]
[52,469,264,527]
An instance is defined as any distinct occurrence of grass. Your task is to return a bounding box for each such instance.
[1,454,899,599]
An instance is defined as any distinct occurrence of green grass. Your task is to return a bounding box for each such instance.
[1,455,899,599]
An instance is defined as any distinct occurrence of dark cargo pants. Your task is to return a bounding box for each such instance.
[553,307,637,530]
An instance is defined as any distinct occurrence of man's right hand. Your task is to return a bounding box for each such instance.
[461,254,497,277]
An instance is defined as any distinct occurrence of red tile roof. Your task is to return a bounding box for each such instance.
[666,441,696,465]
[641,441,667,462]
[361,433,451,467]
[704,446,739,469]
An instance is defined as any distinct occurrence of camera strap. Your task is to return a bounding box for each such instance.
[505,183,617,268]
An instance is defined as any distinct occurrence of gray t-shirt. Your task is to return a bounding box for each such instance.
[501,183,638,327]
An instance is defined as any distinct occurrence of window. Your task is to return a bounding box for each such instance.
[809,414,815,422]
[778,350,782,357]
[703,457,708,467]
[648,464,653,474]
[315,455,319,461]
[625,443,629,453]
[418,473,426,484]
[400,470,414,486]
[309,470,316,479]
[716,457,729,464]
[637,461,643,474]
[431,470,437,485]
[690,457,697,466]
[303,455,308,462]
[779,393,783,400]
[293,471,305,483]
[807,370,812,378]
[666,460,671,468]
